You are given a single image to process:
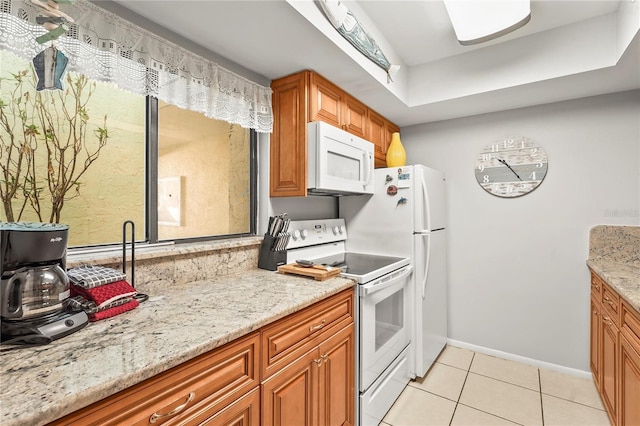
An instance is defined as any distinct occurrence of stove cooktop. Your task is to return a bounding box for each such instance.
[311,252,410,284]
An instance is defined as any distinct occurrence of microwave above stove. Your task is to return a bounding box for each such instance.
[307,121,374,196]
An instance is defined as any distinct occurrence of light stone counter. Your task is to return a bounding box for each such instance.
[588,225,640,313]
[0,269,355,426]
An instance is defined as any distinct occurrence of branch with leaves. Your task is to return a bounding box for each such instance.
[0,68,109,223]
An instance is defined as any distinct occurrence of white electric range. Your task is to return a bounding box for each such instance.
[285,219,413,425]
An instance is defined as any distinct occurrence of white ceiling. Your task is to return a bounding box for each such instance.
[109,0,639,127]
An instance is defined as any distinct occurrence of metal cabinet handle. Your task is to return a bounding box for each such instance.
[603,296,615,308]
[591,283,600,291]
[309,319,326,332]
[602,316,613,327]
[149,392,195,423]
[314,354,329,367]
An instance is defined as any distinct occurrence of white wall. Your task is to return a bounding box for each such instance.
[401,90,640,371]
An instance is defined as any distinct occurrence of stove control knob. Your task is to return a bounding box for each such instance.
[339,225,345,234]
[332,226,340,235]
[301,229,308,239]
[292,230,301,240]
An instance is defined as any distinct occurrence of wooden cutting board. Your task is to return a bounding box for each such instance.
[277,263,342,281]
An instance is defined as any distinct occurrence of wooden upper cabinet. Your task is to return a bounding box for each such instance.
[368,109,400,169]
[309,73,342,128]
[342,93,367,139]
[270,72,309,197]
[270,70,400,197]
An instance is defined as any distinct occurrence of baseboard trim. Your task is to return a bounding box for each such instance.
[446,338,593,380]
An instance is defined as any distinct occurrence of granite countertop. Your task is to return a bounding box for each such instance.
[0,269,355,426]
[587,259,640,313]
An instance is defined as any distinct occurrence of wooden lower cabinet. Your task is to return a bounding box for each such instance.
[48,289,354,426]
[261,324,354,426]
[589,269,640,426]
[261,289,355,426]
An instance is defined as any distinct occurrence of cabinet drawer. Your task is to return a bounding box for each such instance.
[602,284,620,326]
[51,332,260,426]
[261,289,354,379]
[590,272,603,299]
[622,300,640,347]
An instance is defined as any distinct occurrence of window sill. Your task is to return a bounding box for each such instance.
[67,236,263,269]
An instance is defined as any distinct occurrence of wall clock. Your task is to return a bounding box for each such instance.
[475,136,548,198]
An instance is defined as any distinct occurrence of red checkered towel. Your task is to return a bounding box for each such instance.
[70,280,137,309]
[89,298,139,322]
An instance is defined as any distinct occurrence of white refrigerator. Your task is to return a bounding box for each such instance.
[340,164,448,378]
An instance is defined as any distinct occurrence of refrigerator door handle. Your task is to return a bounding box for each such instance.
[422,234,431,299]
[420,173,431,232]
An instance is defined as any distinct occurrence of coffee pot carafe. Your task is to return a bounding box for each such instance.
[1,222,88,345]
[1,264,70,320]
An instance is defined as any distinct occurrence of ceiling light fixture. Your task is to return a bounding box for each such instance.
[443,0,531,46]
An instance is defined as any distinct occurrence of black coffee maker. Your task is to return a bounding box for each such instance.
[1,222,88,345]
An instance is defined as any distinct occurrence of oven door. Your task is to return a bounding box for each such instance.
[359,265,413,391]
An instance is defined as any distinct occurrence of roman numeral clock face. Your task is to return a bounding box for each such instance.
[475,137,548,198]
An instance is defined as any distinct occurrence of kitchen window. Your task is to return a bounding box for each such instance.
[0,49,256,247]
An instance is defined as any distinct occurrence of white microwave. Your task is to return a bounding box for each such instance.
[307,121,375,195]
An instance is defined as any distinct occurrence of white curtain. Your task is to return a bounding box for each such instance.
[0,0,273,133]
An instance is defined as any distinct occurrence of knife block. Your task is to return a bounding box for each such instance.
[258,234,287,271]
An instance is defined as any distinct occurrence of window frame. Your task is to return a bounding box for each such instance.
[145,96,258,246]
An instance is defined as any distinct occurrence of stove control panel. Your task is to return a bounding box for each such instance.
[286,218,347,249]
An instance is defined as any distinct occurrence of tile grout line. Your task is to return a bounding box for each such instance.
[448,351,475,426]
[539,368,545,426]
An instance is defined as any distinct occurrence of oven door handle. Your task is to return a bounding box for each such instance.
[359,265,413,297]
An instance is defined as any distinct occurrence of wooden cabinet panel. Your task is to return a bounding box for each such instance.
[309,73,342,128]
[603,283,620,325]
[591,273,603,299]
[50,332,260,426]
[261,289,354,380]
[368,109,387,168]
[261,347,318,426]
[190,387,260,426]
[270,72,309,197]
[318,324,355,426]
[342,94,367,138]
[591,295,602,389]
[620,331,640,426]
[601,314,618,423]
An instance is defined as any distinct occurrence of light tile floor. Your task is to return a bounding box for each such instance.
[380,345,611,426]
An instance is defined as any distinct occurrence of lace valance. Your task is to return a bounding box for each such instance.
[0,0,273,133]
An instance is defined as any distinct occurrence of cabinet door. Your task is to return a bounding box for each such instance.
[601,315,618,424]
[318,324,355,426]
[309,73,342,129]
[342,94,367,138]
[591,296,602,389]
[262,348,319,426]
[368,109,387,168]
[270,72,308,197]
[620,332,640,426]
